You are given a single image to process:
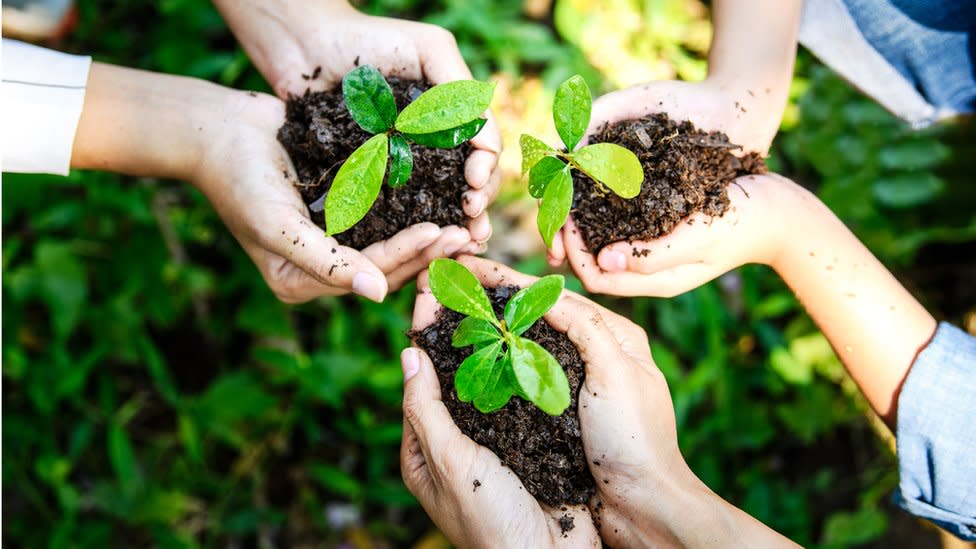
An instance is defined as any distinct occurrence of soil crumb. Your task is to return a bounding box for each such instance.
[572,112,766,253]
[559,513,575,535]
[278,78,469,250]
[412,286,595,506]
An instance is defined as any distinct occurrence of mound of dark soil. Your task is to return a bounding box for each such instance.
[412,285,595,506]
[572,113,767,253]
[278,78,469,250]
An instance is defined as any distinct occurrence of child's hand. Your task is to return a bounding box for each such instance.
[194,91,472,303]
[553,174,796,297]
[215,0,501,250]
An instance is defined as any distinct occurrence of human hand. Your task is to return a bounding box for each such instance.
[546,78,780,269]
[404,255,599,547]
[552,173,803,297]
[192,91,473,303]
[215,0,501,251]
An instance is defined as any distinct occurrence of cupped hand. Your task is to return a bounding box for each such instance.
[404,255,599,548]
[221,1,501,250]
[192,91,472,303]
[554,173,798,297]
[547,78,779,270]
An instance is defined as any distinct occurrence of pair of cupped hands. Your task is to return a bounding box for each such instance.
[206,3,791,307]
[207,5,801,547]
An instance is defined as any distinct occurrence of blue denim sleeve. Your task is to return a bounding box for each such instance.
[894,322,976,540]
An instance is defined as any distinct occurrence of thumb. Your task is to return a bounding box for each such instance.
[269,215,389,302]
[596,212,713,274]
[401,348,459,456]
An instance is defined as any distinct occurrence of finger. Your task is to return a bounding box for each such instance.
[455,255,541,289]
[263,215,388,302]
[361,223,442,273]
[385,226,474,290]
[466,210,493,243]
[547,227,567,267]
[561,220,655,296]
[463,164,501,218]
[470,110,503,154]
[587,87,652,136]
[401,348,461,458]
[400,417,434,502]
[412,269,441,330]
[596,212,713,274]
[464,149,497,191]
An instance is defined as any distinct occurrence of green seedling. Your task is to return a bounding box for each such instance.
[520,75,644,247]
[325,65,496,234]
[428,259,570,416]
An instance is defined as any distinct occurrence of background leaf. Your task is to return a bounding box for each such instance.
[528,156,566,198]
[403,118,486,148]
[455,341,503,401]
[387,134,413,188]
[552,75,591,150]
[395,80,495,134]
[520,134,555,175]
[504,275,564,335]
[537,168,573,248]
[872,173,945,208]
[342,65,398,134]
[572,143,643,198]
[453,317,501,347]
[428,259,497,323]
[325,133,389,234]
[509,338,570,415]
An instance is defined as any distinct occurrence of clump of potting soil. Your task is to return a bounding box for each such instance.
[412,285,595,506]
[572,113,767,254]
[277,78,469,250]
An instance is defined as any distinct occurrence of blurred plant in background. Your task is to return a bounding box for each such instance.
[3,0,974,547]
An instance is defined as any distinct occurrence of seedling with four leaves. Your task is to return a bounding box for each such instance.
[324,65,496,235]
[520,75,645,247]
[428,259,570,416]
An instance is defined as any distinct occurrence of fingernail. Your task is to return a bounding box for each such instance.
[352,272,385,302]
[600,250,627,272]
[415,230,442,250]
[401,348,420,381]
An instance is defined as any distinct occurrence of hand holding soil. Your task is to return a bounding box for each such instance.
[192,91,468,303]
[218,0,501,252]
[399,346,599,548]
[559,174,796,298]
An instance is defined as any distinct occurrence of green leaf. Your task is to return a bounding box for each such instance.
[342,65,397,134]
[325,133,389,235]
[453,317,501,347]
[873,173,945,208]
[509,337,570,416]
[529,156,567,198]
[395,80,496,134]
[537,168,573,248]
[403,118,486,148]
[428,258,497,323]
[473,351,515,412]
[108,424,142,488]
[553,75,591,151]
[504,275,564,335]
[571,143,643,198]
[455,341,503,401]
[388,134,413,188]
[520,134,555,175]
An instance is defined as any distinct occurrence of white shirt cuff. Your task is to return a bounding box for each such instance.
[2,39,92,176]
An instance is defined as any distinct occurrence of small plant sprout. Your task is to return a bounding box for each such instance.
[325,65,496,234]
[427,259,570,416]
[519,75,644,247]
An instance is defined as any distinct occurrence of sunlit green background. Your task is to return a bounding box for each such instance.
[3,0,975,547]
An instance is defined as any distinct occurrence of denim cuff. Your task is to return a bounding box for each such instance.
[895,322,976,541]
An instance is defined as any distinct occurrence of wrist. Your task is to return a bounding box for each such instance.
[72,63,238,183]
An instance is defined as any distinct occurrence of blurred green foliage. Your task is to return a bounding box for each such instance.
[3,0,974,547]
